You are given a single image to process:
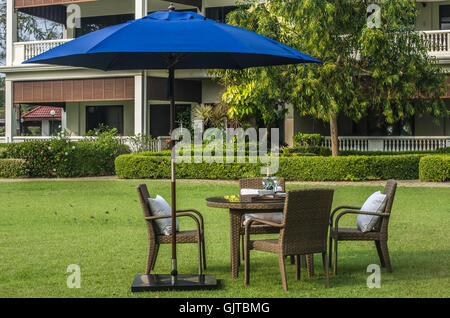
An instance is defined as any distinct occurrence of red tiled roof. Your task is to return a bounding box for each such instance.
[22,106,62,121]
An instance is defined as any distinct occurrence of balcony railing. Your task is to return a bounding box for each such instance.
[13,39,72,66]
[420,30,450,58]
[323,136,450,152]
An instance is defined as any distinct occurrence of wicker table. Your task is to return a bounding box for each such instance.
[206,196,285,279]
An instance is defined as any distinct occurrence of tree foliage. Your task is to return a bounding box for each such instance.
[215,0,448,155]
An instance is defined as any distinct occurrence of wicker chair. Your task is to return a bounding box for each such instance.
[137,184,206,275]
[239,178,314,275]
[244,189,334,292]
[329,180,397,275]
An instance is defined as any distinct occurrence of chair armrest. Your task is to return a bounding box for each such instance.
[246,218,285,229]
[176,209,204,230]
[244,218,284,250]
[330,206,361,226]
[334,210,389,232]
[145,213,202,235]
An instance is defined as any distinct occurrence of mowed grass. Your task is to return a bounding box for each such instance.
[0,179,448,298]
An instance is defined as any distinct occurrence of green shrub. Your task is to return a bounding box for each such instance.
[0,159,28,178]
[4,137,130,178]
[419,155,450,182]
[282,146,331,157]
[435,147,450,154]
[293,133,324,147]
[115,154,423,181]
[0,147,7,159]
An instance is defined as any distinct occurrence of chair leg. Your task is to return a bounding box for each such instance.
[244,239,250,286]
[380,240,392,273]
[146,243,159,274]
[145,248,152,275]
[328,235,333,267]
[295,255,301,280]
[307,254,315,278]
[375,241,385,268]
[333,240,338,276]
[152,244,159,270]
[202,234,207,270]
[198,240,203,275]
[241,235,245,261]
[290,255,295,265]
[322,252,330,288]
[278,253,288,292]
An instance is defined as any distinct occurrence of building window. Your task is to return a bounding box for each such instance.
[75,14,135,37]
[86,106,124,134]
[205,6,238,23]
[440,5,450,30]
[150,104,191,137]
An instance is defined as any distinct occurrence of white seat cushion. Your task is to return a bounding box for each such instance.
[148,195,179,235]
[357,191,388,233]
[240,187,283,196]
[244,213,283,226]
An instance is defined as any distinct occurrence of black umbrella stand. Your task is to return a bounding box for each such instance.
[132,59,218,292]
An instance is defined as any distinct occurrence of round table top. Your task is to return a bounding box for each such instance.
[206,196,285,210]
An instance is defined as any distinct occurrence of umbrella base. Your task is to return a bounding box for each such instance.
[131,274,218,292]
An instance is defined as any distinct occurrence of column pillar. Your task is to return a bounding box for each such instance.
[134,0,148,135]
[5,80,16,142]
[61,108,67,133]
[6,0,17,66]
[134,72,148,135]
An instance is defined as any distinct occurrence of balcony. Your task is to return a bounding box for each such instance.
[420,30,450,60]
[12,39,72,66]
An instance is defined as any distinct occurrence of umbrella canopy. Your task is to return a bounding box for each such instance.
[25,8,320,288]
[25,11,319,70]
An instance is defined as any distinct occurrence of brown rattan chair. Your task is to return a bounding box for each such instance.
[329,180,397,275]
[137,184,206,275]
[239,178,314,275]
[244,189,334,292]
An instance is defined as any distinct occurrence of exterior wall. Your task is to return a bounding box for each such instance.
[416,0,450,31]
[65,100,135,136]
[201,79,223,104]
[415,114,448,136]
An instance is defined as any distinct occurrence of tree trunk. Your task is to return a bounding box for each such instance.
[330,114,339,157]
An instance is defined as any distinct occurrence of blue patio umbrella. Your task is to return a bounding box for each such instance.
[25,5,320,291]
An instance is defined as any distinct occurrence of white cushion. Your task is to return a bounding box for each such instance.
[357,191,388,233]
[148,195,179,235]
[244,213,283,226]
[240,187,283,196]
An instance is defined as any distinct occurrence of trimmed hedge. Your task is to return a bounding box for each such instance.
[282,146,331,157]
[115,154,424,181]
[4,139,130,178]
[0,159,28,178]
[419,155,450,182]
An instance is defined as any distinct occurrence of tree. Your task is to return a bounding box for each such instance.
[216,0,448,156]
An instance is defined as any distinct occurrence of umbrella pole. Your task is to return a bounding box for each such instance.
[169,65,177,282]
[131,64,217,292]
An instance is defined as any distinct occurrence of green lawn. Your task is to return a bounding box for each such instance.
[0,180,448,298]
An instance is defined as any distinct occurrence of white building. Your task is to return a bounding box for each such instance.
[1,0,449,151]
